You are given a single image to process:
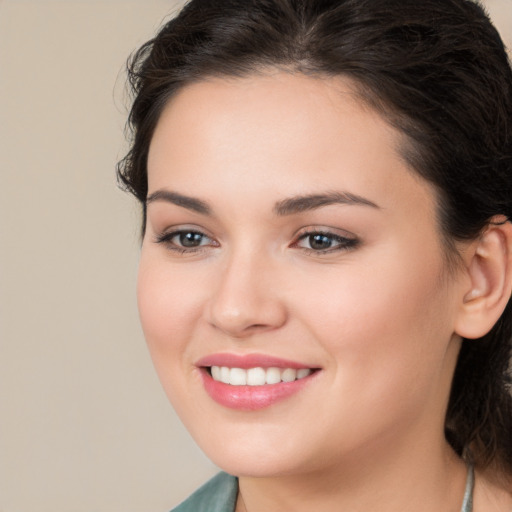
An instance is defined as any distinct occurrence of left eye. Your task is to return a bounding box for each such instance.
[173,231,210,248]
[295,231,357,253]
[155,229,214,251]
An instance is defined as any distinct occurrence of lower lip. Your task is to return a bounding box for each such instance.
[200,369,317,410]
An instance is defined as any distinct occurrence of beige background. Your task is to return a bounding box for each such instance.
[0,1,510,511]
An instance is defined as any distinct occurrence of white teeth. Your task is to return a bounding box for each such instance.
[247,367,266,386]
[229,368,247,385]
[220,366,230,384]
[266,367,281,384]
[211,366,221,381]
[281,368,297,382]
[210,366,313,386]
[297,368,312,379]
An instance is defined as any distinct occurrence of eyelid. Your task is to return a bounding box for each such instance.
[153,225,219,254]
[291,226,359,254]
[152,224,359,256]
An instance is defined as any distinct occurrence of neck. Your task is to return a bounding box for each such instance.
[237,438,468,512]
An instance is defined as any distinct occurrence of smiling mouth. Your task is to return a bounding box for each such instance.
[207,366,315,386]
[199,357,320,410]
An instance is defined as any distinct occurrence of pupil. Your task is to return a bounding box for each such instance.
[180,232,203,247]
[310,234,332,250]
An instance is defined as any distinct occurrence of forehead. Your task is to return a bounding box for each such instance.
[147,72,435,218]
[150,73,392,154]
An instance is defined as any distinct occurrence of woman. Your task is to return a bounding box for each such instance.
[118,0,512,510]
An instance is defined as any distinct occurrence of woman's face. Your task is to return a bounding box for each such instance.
[139,73,465,477]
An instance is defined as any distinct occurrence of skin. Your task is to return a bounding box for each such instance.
[138,72,510,511]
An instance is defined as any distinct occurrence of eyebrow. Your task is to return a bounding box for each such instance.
[145,189,379,216]
[273,192,379,216]
[146,190,211,215]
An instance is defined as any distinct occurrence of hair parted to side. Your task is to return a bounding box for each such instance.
[118,0,512,477]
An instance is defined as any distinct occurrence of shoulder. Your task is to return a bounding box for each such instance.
[171,472,238,512]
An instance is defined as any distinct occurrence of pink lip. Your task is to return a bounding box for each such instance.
[196,353,320,411]
[196,353,314,369]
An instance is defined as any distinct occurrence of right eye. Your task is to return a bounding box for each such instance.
[155,229,217,253]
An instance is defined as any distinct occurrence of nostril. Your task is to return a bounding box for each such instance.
[247,324,270,330]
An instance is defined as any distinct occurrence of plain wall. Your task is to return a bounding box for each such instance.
[0,1,510,511]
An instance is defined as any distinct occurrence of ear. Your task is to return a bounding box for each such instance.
[454,216,512,339]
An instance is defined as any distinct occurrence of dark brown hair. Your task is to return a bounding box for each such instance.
[118,0,512,477]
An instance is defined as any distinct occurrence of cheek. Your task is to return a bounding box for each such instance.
[136,254,212,419]
[137,254,204,360]
[294,245,456,405]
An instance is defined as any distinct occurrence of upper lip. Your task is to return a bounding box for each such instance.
[195,353,319,370]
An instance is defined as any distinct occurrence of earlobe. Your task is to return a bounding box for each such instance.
[455,216,512,339]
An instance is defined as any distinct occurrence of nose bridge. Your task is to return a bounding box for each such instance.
[207,242,286,337]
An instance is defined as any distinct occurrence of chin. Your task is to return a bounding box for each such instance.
[190,425,326,479]
[210,453,303,479]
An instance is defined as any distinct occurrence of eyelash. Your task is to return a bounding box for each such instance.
[154,229,217,254]
[293,229,359,254]
[154,228,359,255]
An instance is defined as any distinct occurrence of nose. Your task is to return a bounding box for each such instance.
[206,248,288,338]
